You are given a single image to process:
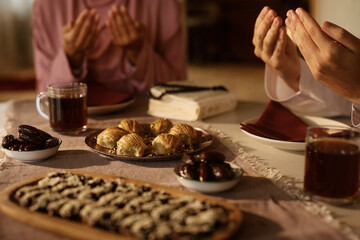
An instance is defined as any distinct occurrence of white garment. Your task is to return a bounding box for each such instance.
[264,58,352,117]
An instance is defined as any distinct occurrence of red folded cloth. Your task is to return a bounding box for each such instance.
[240,100,309,142]
[87,82,133,106]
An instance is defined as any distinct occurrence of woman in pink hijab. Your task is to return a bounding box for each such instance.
[32,0,187,95]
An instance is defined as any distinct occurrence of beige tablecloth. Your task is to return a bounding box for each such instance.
[0,99,352,240]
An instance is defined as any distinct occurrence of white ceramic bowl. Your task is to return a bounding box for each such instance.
[174,162,243,193]
[2,138,62,162]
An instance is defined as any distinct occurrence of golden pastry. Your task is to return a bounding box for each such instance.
[152,133,182,156]
[150,118,173,136]
[118,119,142,134]
[169,123,198,145]
[96,127,128,149]
[116,133,147,157]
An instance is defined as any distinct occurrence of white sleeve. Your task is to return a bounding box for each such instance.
[264,58,352,117]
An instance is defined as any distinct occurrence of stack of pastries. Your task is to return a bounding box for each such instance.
[96,119,200,157]
[13,172,231,239]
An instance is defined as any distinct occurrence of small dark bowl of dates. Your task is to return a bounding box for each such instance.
[174,150,243,193]
[1,125,62,162]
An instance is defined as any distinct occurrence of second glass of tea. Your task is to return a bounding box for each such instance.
[36,82,87,134]
[304,125,360,204]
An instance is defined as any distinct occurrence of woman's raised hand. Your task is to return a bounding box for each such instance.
[62,9,100,69]
[106,5,145,64]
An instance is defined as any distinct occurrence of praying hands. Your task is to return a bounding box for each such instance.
[285,8,360,105]
[62,5,146,72]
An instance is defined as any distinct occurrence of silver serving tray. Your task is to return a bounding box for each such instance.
[85,126,214,161]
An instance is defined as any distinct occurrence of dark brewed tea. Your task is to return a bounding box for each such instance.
[304,138,360,199]
[49,96,87,132]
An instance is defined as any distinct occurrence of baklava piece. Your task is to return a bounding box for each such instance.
[147,222,173,240]
[118,119,142,135]
[152,134,182,156]
[58,199,93,219]
[110,191,139,208]
[97,127,128,149]
[29,192,62,212]
[168,123,198,145]
[130,216,155,239]
[116,133,147,157]
[149,118,173,136]
[84,205,118,229]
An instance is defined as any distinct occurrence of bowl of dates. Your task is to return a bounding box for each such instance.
[174,151,243,193]
[1,125,62,162]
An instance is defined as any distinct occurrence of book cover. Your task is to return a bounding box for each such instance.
[147,83,237,121]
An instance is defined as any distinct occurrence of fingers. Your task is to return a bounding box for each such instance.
[107,5,141,48]
[285,9,319,60]
[71,10,90,42]
[107,8,122,44]
[253,9,277,55]
[286,7,335,56]
[263,16,282,57]
[62,21,73,35]
[120,6,138,41]
[272,27,286,63]
[107,6,127,45]
[89,15,101,47]
[82,13,100,49]
[295,8,332,50]
[113,6,129,41]
[74,9,97,49]
[321,21,360,53]
[254,6,270,30]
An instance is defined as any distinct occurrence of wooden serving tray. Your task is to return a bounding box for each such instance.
[0,171,243,240]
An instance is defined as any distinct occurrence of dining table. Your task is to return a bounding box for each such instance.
[0,95,359,240]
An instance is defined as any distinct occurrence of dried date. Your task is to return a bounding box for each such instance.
[18,132,44,146]
[45,138,59,148]
[179,151,234,182]
[18,125,39,135]
[181,153,200,165]
[198,163,212,181]
[210,163,234,180]
[18,125,52,141]
[2,135,15,148]
[18,144,27,151]
[8,139,21,150]
[2,125,57,151]
[24,143,39,151]
[179,164,198,180]
[197,151,226,164]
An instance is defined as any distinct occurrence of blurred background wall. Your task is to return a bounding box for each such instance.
[0,0,34,75]
[310,0,360,38]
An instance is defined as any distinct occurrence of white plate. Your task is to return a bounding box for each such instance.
[174,162,244,193]
[88,98,135,115]
[2,138,62,162]
[241,116,349,151]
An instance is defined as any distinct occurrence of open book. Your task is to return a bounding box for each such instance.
[147,82,237,121]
